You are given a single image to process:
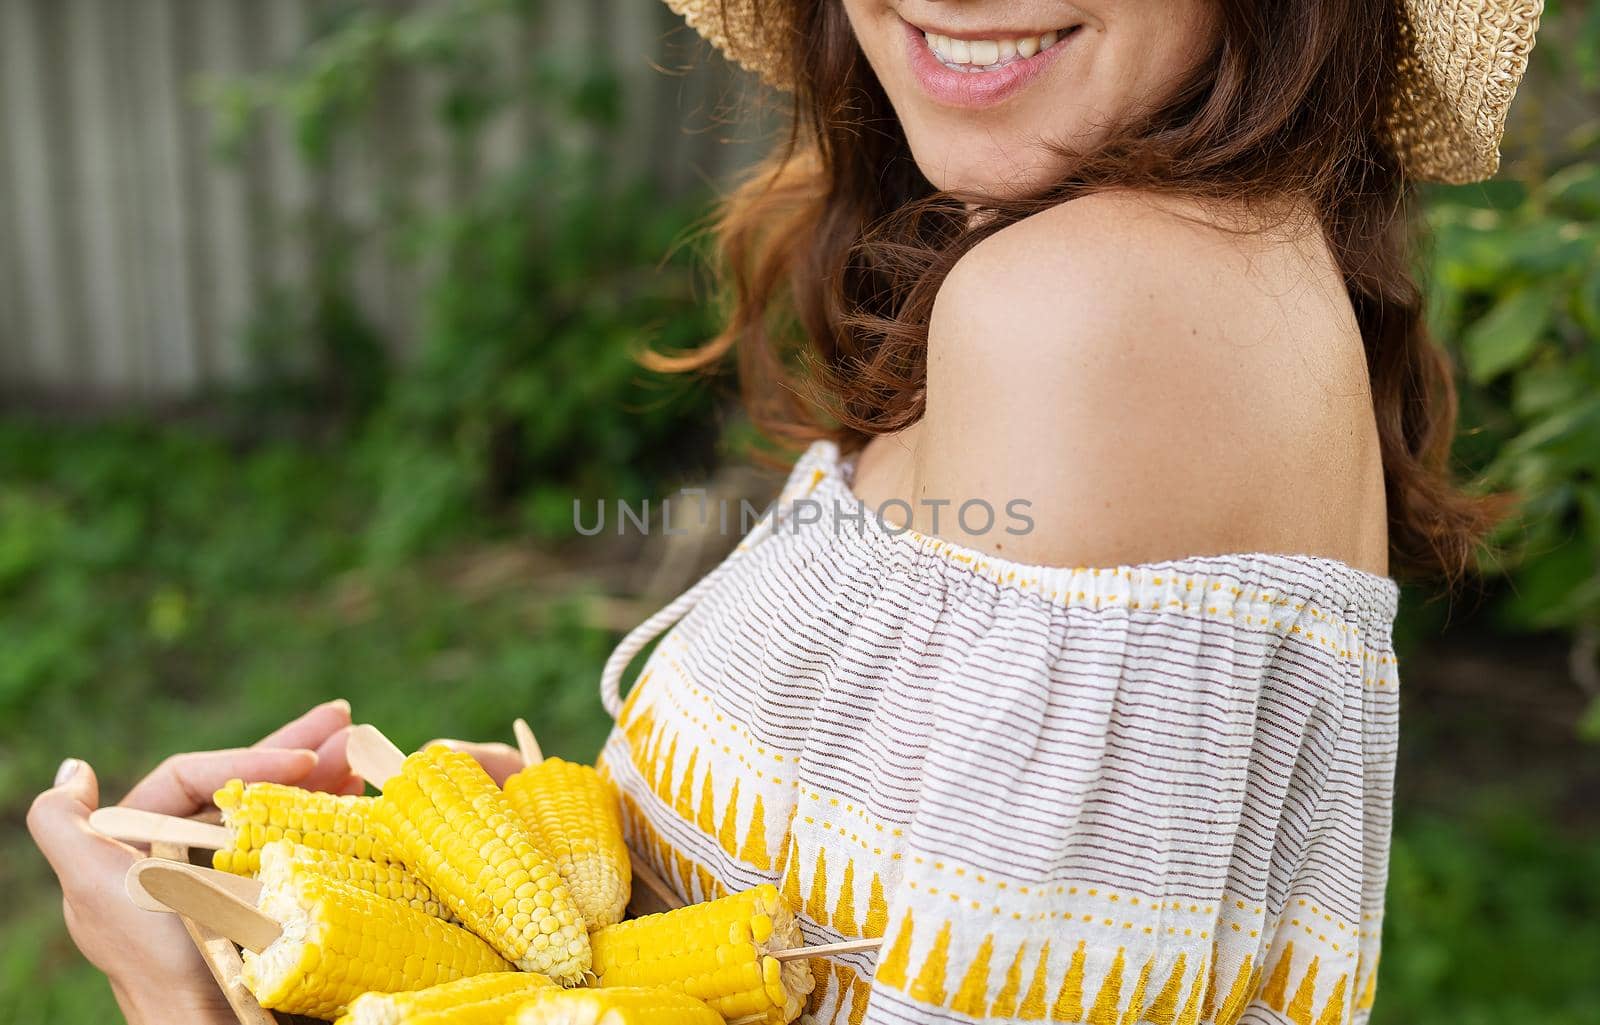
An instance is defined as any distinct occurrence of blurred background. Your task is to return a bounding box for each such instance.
[0,0,1596,1021]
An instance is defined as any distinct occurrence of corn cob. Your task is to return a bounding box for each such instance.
[512,986,725,1025]
[241,870,510,1020]
[333,970,553,1025]
[373,745,592,983]
[257,838,453,921]
[503,757,631,929]
[212,778,392,875]
[588,884,812,1024]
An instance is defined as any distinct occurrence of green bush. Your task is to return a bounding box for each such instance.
[206,0,724,558]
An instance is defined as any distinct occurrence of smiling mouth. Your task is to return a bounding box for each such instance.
[918,24,1081,72]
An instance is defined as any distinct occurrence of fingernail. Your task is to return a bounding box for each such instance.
[327,698,351,715]
[54,758,82,787]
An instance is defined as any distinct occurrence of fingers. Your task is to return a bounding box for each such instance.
[29,759,136,884]
[296,725,366,795]
[425,739,527,786]
[255,698,352,751]
[120,747,318,817]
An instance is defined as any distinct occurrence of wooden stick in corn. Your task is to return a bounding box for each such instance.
[587,884,814,1024]
[144,844,278,1025]
[356,731,592,983]
[512,986,725,1025]
[90,807,234,850]
[334,971,554,1025]
[127,857,512,1021]
[514,717,543,765]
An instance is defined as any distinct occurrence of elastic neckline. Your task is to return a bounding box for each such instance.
[785,440,1401,625]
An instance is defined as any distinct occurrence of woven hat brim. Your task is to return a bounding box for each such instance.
[662,0,1543,185]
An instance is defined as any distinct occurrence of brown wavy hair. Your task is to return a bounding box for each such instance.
[649,0,1505,584]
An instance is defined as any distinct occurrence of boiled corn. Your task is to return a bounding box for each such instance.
[512,986,725,1025]
[334,970,553,1025]
[373,746,592,982]
[257,838,452,921]
[589,884,811,1024]
[504,757,631,928]
[242,871,510,1020]
[212,778,391,875]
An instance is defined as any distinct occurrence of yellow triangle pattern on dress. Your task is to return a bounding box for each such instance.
[1143,953,1188,1025]
[949,933,995,1015]
[1199,955,1220,1023]
[1116,954,1153,1025]
[673,849,695,897]
[1018,939,1052,1020]
[1316,973,1349,1025]
[1213,954,1255,1025]
[717,779,742,858]
[834,859,860,936]
[1050,940,1084,1022]
[740,794,772,870]
[1086,947,1126,1025]
[655,735,679,806]
[1356,957,1378,1011]
[989,942,1029,1017]
[1286,955,1320,1025]
[780,836,804,913]
[1260,942,1296,1011]
[810,958,835,1017]
[1175,956,1206,1025]
[877,909,916,990]
[696,767,717,835]
[832,963,858,1025]
[864,873,889,938]
[848,977,872,1025]
[807,848,831,925]
[674,748,700,821]
[616,669,650,726]
[909,920,952,1006]
[623,703,654,759]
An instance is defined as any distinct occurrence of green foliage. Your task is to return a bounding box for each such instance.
[205,0,723,557]
[1419,6,1600,702]
[0,418,619,1022]
[1375,809,1600,1025]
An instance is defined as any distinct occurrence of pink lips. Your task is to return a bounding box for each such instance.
[901,18,1074,109]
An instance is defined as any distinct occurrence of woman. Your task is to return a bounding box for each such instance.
[29,1,1542,1023]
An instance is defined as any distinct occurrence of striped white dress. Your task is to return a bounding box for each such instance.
[597,439,1400,1025]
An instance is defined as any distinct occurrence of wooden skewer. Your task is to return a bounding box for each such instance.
[148,843,275,1025]
[128,859,283,954]
[347,723,407,788]
[513,717,543,766]
[769,937,883,962]
[626,850,687,914]
[127,861,264,911]
[91,807,233,849]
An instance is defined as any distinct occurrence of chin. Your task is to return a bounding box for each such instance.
[903,131,1068,198]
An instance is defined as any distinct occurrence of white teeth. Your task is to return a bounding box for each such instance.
[967,39,999,65]
[922,28,1066,69]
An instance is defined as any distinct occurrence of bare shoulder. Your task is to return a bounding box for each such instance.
[911,190,1389,573]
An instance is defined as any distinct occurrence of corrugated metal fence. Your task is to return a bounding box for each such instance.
[0,0,762,402]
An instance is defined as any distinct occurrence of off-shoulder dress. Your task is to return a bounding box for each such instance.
[597,439,1400,1025]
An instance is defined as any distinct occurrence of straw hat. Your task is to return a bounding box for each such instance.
[661,0,1543,184]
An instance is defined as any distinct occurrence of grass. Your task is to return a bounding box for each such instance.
[1,415,1595,1023]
